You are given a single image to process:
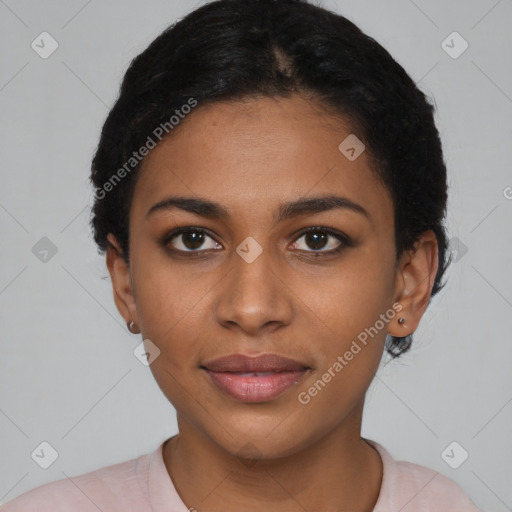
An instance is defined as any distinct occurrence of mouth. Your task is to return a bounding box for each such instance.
[200,353,311,403]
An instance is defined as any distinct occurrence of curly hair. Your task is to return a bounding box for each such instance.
[89,0,450,358]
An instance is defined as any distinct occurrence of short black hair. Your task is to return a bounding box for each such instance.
[89,0,450,358]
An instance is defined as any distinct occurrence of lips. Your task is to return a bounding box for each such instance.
[201,353,310,402]
[202,353,309,373]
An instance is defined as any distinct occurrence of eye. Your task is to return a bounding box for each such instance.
[163,227,221,252]
[290,227,350,254]
[161,226,351,256]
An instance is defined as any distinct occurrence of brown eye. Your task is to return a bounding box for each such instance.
[165,228,221,252]
[291,228,350,254]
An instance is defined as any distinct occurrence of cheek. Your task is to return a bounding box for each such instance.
[295,249,395,342]
[294,260,393,417]
[131,246,209,335]
[295,347,380,436]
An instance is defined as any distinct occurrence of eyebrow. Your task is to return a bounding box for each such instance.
[146,195,370,223]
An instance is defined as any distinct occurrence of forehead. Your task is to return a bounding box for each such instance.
[131,95,393,227]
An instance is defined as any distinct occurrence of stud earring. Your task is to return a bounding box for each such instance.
[127,320,139,333]
[398,317,406,325]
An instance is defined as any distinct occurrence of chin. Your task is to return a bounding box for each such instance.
[203,418,315,462]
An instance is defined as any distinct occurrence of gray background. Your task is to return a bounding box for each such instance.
[0,0,511,509]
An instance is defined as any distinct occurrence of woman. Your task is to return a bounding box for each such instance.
[2,0,482,510]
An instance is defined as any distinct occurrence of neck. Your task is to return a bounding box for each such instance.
[163,401,383,512]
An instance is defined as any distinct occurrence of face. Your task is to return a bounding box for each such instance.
[107,94,436,460]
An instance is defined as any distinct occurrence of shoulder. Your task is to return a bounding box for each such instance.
[391,459,481,510]
[1,451,151,512]
[366,439,482,511]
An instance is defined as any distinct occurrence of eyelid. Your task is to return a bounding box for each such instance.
[293,226,351,246]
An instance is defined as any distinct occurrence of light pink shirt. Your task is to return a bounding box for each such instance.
[1,438,482,511]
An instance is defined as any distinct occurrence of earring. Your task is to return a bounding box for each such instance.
[398,317,406,325]
[127,320,139,334]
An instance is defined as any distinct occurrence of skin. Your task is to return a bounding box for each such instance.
[106,94,438,512]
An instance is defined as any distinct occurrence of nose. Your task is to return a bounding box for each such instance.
[214,243,293,336]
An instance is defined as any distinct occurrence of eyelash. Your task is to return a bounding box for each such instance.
[160,226,352,257]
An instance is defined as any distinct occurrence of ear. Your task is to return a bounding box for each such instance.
[105,233,139,329]
[388,230,439,337]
